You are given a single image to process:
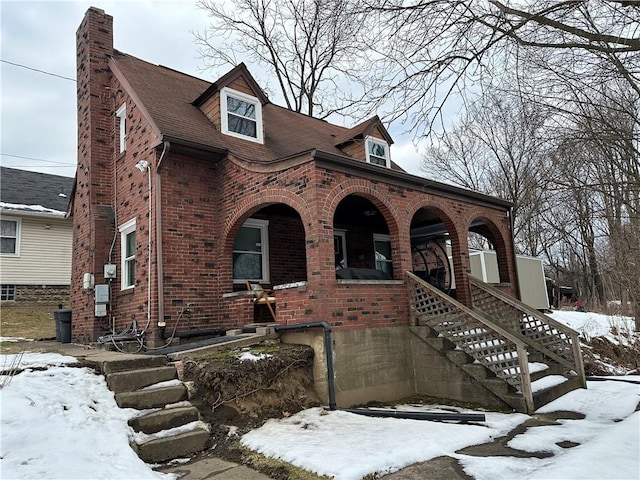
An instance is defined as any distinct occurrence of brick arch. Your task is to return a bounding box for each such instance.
[405,196,472,304]
[466,211,512,285]
[323,179,401,238]
[223,190,314,248]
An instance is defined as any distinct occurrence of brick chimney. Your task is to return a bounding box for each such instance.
[70,8,116,341]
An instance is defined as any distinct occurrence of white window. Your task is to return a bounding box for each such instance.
[334,229,347,269]
[116,103,127,153]
[118,218,136,289]
[221,87,263,143]
[374,233,393,278]
[1,284,16,301]
[233,218,269,283]
[365,136,390,168]
[0,217,20,256]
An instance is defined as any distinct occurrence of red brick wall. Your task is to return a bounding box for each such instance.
[74,9,517,342]
[71,8,116,342]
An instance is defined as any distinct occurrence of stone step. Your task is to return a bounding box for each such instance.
[115,384,187,409]
[446,350,473,365]
[461,363,493,380]
[425,336,455,352]
[128,405,200,434]
[133,428,210,463]
[107,366,178,393]
[99,355,168,375]
[533,375,583,410]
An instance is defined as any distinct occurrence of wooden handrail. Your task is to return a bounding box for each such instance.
[407,271,534,410]
[468,275,586,387]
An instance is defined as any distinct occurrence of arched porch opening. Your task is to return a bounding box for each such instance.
[333,195,397,280]
[467,217,512,286]
[227,203,308,290]
[409,207,459,298]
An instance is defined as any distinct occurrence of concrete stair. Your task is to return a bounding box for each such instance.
[417,324,582,412]
[100,356,210,464]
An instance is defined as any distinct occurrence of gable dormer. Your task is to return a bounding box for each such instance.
[335,116,394,168]
[193,63,269,144]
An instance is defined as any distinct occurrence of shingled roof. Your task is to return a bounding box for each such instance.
[111,52,394,164]
[0,167,73,215]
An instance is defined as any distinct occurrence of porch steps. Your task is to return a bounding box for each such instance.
[416,323,582,412]
[99,357,210,464]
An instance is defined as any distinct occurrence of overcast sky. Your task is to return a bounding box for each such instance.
[0,0,423,179]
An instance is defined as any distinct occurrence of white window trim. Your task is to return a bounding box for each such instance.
[373,233,392,272]
[233,218,270,283]
[118,218,136,290]
[220,87,264,144]
[334,229,347,269]
[0,216,21,256]
[365,136,390,168]
[116,103,127,153]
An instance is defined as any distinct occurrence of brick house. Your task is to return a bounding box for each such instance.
[70,7,584,411]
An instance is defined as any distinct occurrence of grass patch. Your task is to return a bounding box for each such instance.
[1,303,57,341]
[240,445,330,480]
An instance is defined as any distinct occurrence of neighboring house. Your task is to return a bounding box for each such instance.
[0,167,73,304]
[70,8,584,413]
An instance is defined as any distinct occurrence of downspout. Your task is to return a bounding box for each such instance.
[155,141,170,329]
[273,322,337,410]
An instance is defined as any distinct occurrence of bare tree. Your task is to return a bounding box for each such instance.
[423,92,553,256]
[360,0,640,135]
[195,0,368,118]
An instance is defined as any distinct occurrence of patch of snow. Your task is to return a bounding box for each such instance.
[528,362,548,374]
[238,351,271,362]
[0,202,66,216]
[0,337,32,343]
[140,379,183,390]
[531,375,568,393]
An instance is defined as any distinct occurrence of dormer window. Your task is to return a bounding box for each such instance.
[221,87,263,143]
[365,136,390,168]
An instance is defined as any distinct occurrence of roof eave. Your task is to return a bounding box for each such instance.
[312,150,513,209]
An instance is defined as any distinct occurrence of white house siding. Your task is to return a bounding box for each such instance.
[0,214,72,285]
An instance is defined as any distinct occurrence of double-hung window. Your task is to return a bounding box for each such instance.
[116,103,127,153]
[118,218,136,289]
[233,218,269,283]
[373,233,393,278]
[0,217,20,256]
[221,87,263,143]
[365,136,390,168]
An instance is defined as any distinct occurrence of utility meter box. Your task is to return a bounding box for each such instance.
[95,304,107,317]
[95,284,109,304]
[104,264,116,279]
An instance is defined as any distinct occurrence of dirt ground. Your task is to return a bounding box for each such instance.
[181,341,325,479]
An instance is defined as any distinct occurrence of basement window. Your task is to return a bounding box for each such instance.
[221,87,263,143]
[365,136,390,168]
[1,284,16,301]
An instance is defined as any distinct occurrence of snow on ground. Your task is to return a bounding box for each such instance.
[0,353,174,480]
[1,311,638,480]
[548,310,636,344]
[242,377,640,479]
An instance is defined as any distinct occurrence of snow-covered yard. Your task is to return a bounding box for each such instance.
[1,310,638,480]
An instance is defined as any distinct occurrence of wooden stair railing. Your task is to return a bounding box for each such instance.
[406,271,535,412]
[468,276,586,388]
